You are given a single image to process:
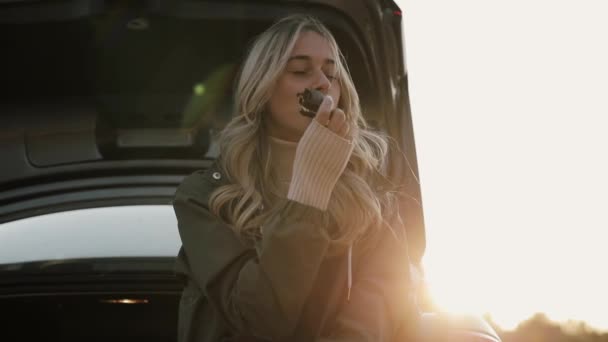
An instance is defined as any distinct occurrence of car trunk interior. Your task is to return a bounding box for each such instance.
[1,0,377,164]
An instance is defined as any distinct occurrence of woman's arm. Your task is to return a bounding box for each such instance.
[174,172,331,340]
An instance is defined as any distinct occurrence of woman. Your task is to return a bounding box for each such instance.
[173,14,419,341]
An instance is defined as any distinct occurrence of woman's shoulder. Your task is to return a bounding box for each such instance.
[174,161,229,205]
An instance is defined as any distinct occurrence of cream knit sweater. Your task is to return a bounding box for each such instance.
[268,119,354,211]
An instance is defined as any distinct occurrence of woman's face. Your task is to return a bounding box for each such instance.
[266,30,342,142]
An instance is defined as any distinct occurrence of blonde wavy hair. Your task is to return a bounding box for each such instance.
[209,14,402,249]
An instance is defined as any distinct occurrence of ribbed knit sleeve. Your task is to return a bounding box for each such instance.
[287,119,354,210]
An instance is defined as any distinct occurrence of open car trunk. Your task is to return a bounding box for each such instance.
[0,0,422,237]
[0,0,501,341]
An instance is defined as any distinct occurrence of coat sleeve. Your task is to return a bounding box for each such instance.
[317,220,418,342]
[173,171,331,340]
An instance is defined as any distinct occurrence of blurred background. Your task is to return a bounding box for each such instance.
[397,0,608,340]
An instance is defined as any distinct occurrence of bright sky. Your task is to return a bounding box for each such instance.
[397,0,608,332]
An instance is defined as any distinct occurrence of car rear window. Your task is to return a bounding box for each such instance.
[0,205,180,265]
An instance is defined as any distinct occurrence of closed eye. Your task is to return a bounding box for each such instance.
[290,70,337,81]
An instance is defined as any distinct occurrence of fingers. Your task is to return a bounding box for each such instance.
[327,108,347,137]
[314,95,333,126]
[314,96,351,139]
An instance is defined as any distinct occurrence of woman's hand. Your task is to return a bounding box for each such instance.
[314,95,350,139]
[289,94,355,210]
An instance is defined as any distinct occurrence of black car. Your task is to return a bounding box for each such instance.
[0,0,499,341]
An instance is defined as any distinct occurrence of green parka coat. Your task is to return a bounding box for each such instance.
[173,164,419,341]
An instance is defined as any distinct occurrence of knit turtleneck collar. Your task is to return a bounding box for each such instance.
[267,135,297,196]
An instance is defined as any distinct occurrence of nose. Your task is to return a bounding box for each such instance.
[312,70,331,93]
